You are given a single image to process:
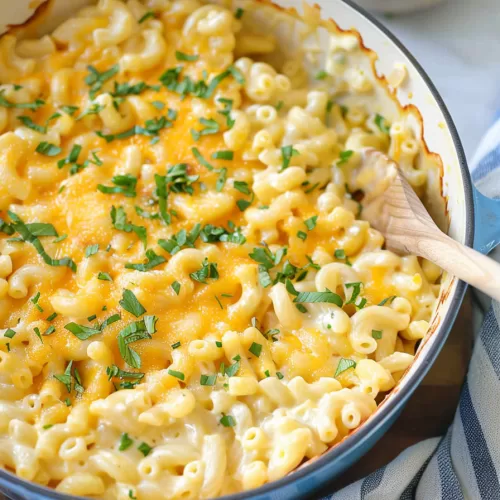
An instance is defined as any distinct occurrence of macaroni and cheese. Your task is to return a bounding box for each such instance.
[0,0,442,498]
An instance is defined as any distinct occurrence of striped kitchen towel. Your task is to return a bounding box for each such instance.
[327,120,500,500]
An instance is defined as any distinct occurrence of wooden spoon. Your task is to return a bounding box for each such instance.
[360,149,500,301]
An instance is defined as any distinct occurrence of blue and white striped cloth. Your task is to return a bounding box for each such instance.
[327,120,500,500]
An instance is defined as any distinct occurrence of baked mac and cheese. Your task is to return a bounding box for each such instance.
[0,0,442,498]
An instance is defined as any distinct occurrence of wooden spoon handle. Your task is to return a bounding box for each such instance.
[416,232,500,301]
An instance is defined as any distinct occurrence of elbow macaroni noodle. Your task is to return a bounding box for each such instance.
[0,0,442,498]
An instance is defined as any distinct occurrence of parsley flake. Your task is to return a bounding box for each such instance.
[334,358,357,377]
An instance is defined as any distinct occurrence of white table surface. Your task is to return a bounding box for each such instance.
[374,0,500,161]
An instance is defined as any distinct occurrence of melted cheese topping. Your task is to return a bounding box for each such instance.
[0,1,441,498]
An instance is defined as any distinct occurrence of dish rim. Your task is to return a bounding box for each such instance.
[0,0,472,499]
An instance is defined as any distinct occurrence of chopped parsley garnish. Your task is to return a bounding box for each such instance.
[159,65,244,100]
[111,81,160,97]
[117,316,157,369]
[54,362,73,393]
[224,356,240,377]
[345,282,363,305]
[192,147,214,171]
[285,279,299,296]
[304,215,318,231]
[119,289,146,317]
[374,113,391,134]
[276,371,284,380]
[175,51,199,62]
[21,223,58,237]
[199,223,246,245]
[249,246,286,270]
[138,11,155,23]
[30,291,43,312]
[217,98,235,127]
[212,150,234,161]
[334,358,357,377]
[98,174,137,198]
[297,231,307,241]
[251,247,317,288]
[220,414,236,427]
[215,295,223,309]
[192,117,220,140]
[65,314,120,340]
[118,433,134,451]
[200,374,217,386]
[54,361,83,394]
[154,174,170,225]
[379,295,397,306]
[125,249,166,272]
[293,290,343,307]
[98,272,112,281]
[304,182,321,194]
[35,142,61,157]
[61,105,79,116]
[110,206,147,248]
[137,442,152,456]
[249,342,262,357]
[171,341,181,349]
[85,244,99,258]
[236,193,254,212]
[65,323,101,340]
[235,7,244,18]
[166,163,199,194]
[33,327,43,343]
[135,206,160,220]
[8,212,76,272]
[4,328,16,339]
[338,150,354,166]
[76,103,105,121]
[334,248,351,265]
[56,144,101,174]
[0,218,14,235]
[216,168,227,192]
[190,258,219,284]
[264,329,280,342]
[18,115,47,133]
[106,364,144,383]
[233,181,251,195]
[159,225,201,255]
[46,312,57,321]
[216,341,222,348]
[256,267,273,288]
[315,70,328,80]
[96,114,175,143]
[0,90,45,110]
[280,145,300,171]
[85,64,119,99]
[168,369,185,381]
[151,100,165,110]
[372,330,383,339]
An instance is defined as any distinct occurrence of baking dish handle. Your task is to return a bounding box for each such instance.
[473,186,500,254]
